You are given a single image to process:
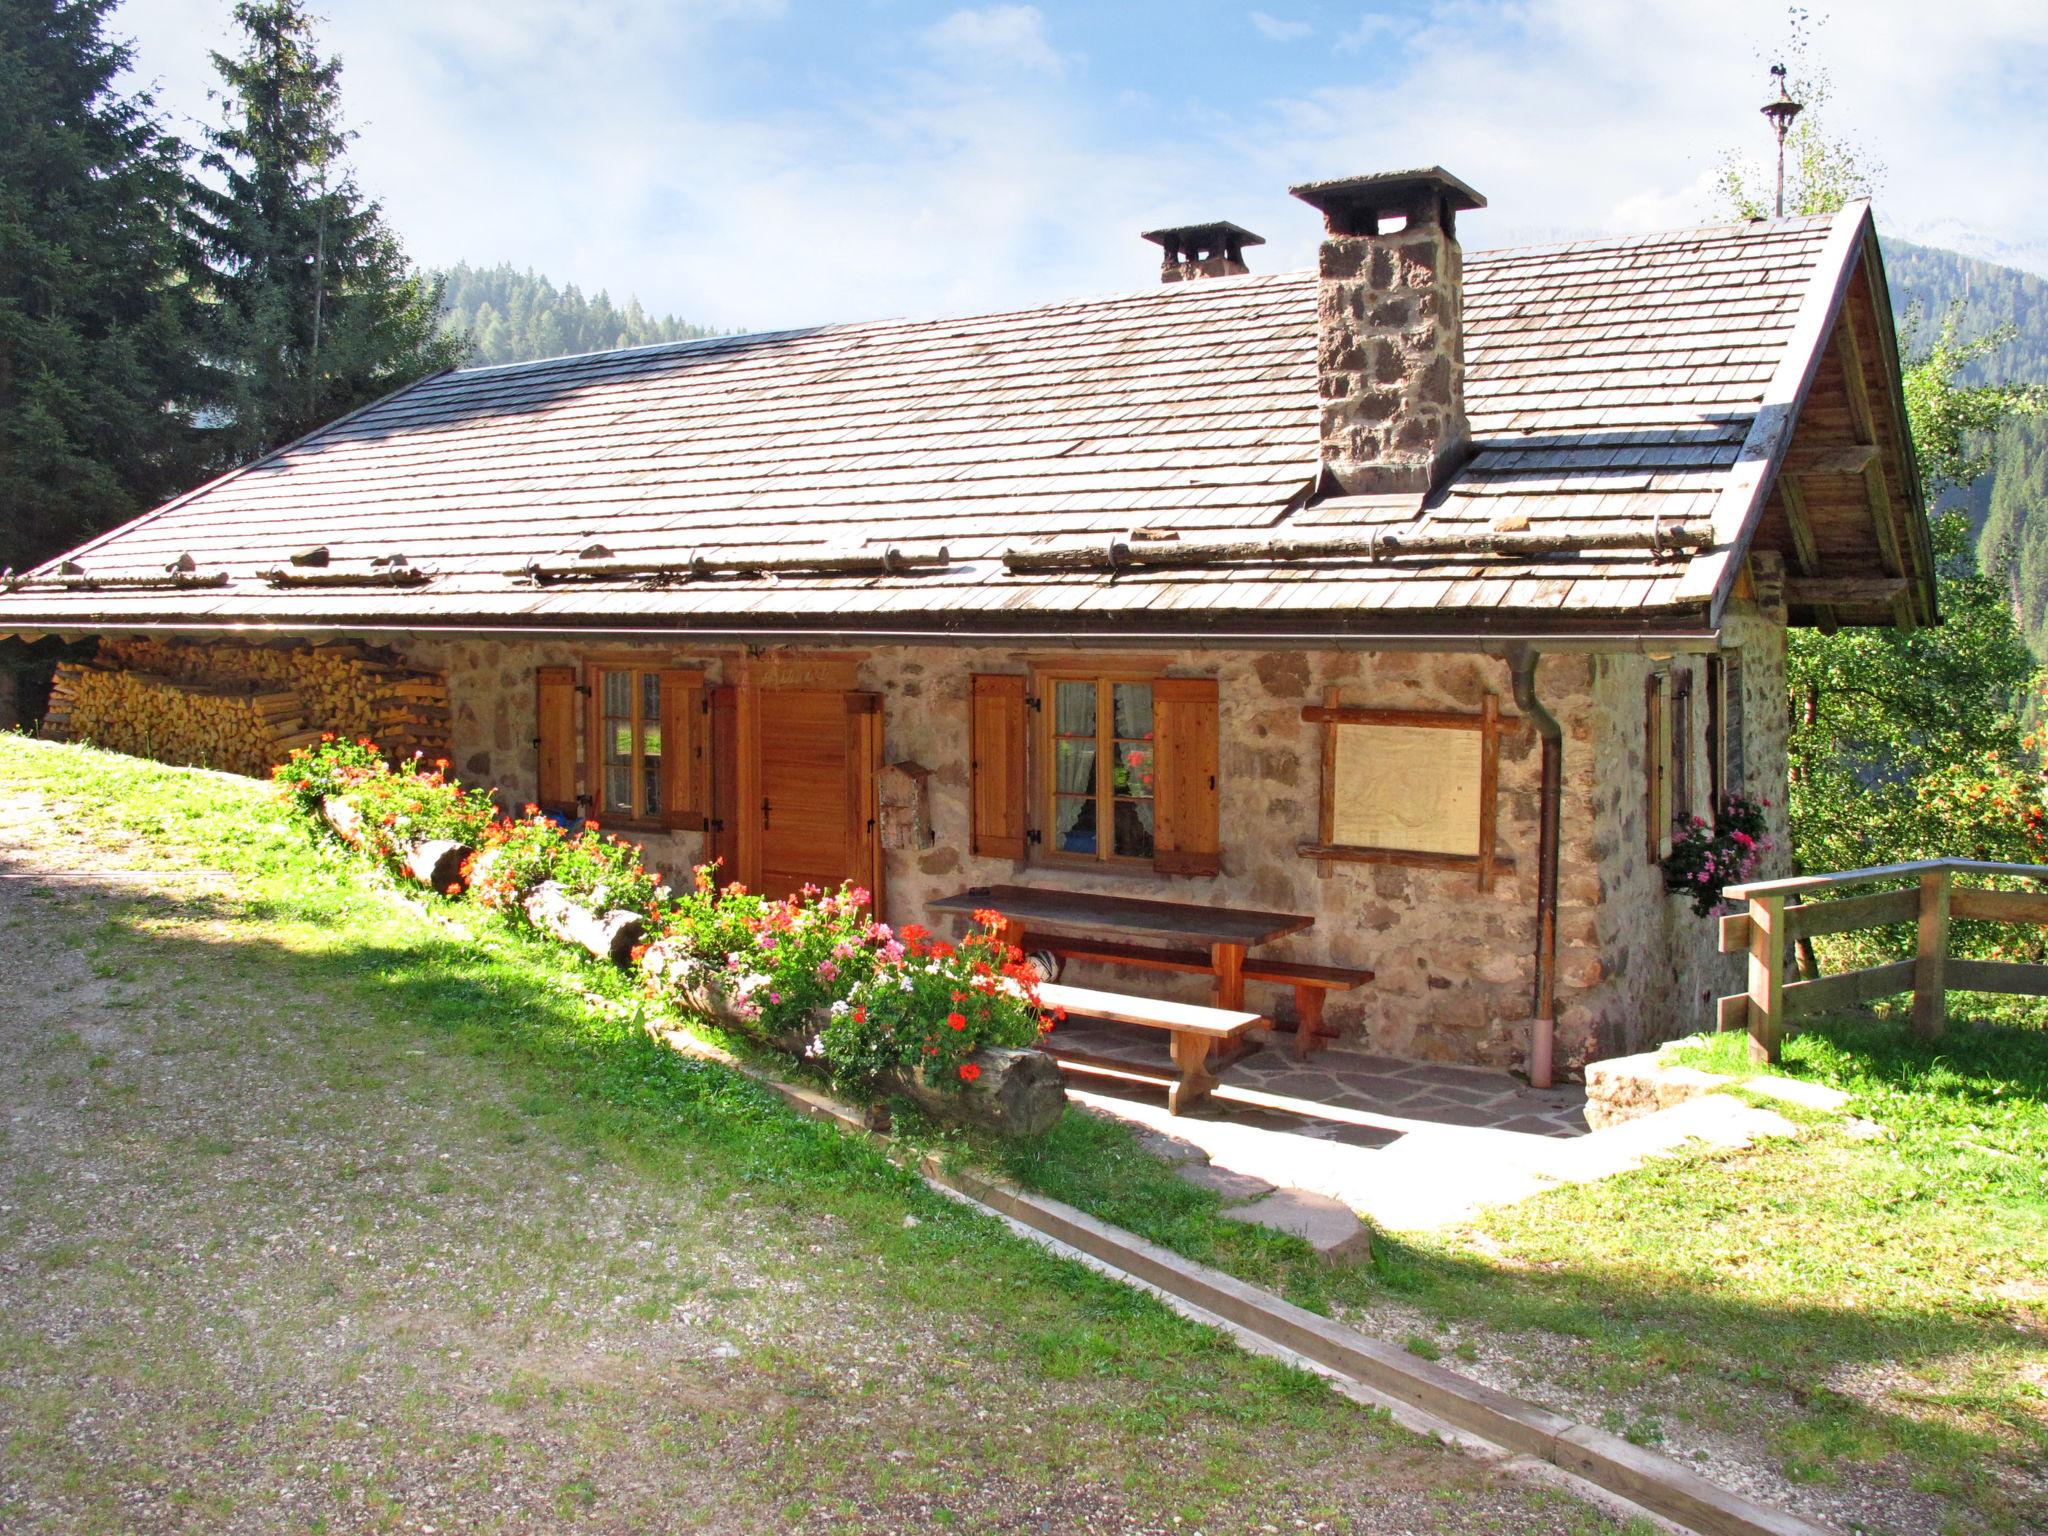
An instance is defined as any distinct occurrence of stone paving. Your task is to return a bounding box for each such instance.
[1050,1020,1796,1233]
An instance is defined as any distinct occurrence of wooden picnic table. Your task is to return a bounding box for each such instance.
[926,884,1313,1013]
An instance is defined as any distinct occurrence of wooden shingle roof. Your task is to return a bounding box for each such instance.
[0,202,1924,644]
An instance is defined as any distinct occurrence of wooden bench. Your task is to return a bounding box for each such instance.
[1027,935,1373,1059]
[1035,981,1264,1115]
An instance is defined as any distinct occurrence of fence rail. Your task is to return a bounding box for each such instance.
[1717,859,2048,1063]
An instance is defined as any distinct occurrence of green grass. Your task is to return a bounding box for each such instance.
[1,735,1633,1535]
[976,976,2048,1531]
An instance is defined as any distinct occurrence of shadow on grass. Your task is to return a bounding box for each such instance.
[14,853,2045,1524]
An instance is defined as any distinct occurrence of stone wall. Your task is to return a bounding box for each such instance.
[1576,602,1792,1058]
[406,621,1786,1075]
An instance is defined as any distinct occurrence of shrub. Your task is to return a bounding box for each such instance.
[466,807,670,921]
[1663,791,1772,916]
[347,757,498,876]
[271,733,382,818]
[821,910,1054,1090]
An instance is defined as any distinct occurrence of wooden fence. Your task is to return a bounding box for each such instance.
[1718,858,2048,1063]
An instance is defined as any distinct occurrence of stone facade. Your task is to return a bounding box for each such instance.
[404,600,1787,1077]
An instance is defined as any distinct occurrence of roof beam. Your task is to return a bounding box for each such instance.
[1834,298,1913,630]
[1775,476,1833,630]
[1785,442,1879,476]
[1785,576,1911,606]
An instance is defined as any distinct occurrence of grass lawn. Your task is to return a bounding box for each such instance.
[0,735,1633,1536]
[986,997,2048,1533]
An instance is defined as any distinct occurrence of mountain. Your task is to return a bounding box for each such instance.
[432,263,723,368]
[1878,236,2048,657]
[1890,221,2048,284]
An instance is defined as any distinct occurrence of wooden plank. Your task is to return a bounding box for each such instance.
[1718,910,1751,953]
[928,884,1312,948]
[1785,576,1909,606]
[1781,958,1915,1021]
[1913,866,1950,1038]
[1949,886,2048,924]
[969,673,1029,860]
[1785,442,1879,475]
[1715,991,1748,1033]
[1946,959,2048,996]
[1727,859,2048,900]
[1153,676,1221,877]
[1028,934,1370,989]
[1296,842,1516,877]
[1035,981,1262,1037]
[1478,692,1500,892]
[1784,886,1918,940]
[1746,894,1787,1063]
[535,665,578,815]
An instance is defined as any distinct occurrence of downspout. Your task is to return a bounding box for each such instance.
[1507,645,1562,1090]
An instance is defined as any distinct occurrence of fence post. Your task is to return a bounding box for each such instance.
[1746,892,1786,1065]
[1913,866,1951,1039]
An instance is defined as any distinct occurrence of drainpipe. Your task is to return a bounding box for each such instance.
[1507,645,1561,1090]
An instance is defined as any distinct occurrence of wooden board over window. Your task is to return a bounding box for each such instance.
[1298,694,1514,890]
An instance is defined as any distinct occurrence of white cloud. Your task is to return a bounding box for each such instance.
[919,6,1067,77]
[1248,11,1313,43]
[108,0,2048,334]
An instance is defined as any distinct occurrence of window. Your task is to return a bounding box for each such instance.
[1704,652,1747,810]
[968,670,1219,877]
[532,662,702,829]
[595,666,666,823]
[1048,676,1157,863]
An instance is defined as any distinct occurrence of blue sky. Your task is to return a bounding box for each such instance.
[114,1,2048,331]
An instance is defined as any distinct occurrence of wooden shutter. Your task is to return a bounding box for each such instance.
[535,665,578,815]
[1152,676,1220,877]
[1705,655,1725,812]
[969,673,1029,860]
[1671,668,1693,825]
[1724,653,1747,794]
[657,669,705,830]
[707,684,738,883]
[846,692,884,913]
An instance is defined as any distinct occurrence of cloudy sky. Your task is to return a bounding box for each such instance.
[113,1,2048,331]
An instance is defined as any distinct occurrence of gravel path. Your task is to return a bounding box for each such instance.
[0,769,1628,1536]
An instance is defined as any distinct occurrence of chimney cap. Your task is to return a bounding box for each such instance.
[1289,167,1486,235]
[1140,219,1267,252]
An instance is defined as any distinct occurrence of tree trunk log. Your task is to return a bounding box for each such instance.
[523,880,646,966]
[318,795,365,844]
[648,950,1065,1138]
[403,839,471,893]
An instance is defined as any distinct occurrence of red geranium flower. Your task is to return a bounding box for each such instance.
[947,1011,967,1030]
[958,1062,981,1082]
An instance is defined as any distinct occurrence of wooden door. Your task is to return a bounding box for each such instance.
[751,688,880,902]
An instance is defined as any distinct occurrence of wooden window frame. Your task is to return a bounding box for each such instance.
[1296,692,1513,891]
[1672,665,1694,827]
[583,658,705,832]
[1035,668,1161,871]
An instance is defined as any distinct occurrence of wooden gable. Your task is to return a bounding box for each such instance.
[1746,235,1936,631]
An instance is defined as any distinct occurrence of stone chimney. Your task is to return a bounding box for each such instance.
[1288,167,1485,496]
[1140,220,1264,283]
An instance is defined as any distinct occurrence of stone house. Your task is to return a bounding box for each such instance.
[0,169,1934,1081]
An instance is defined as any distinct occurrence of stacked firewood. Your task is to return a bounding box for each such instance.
[42,638,451,775]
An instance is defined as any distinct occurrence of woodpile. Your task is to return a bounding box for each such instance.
[41,637,450,776]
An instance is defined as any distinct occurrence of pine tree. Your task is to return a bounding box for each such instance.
[190,0,466,458]
[0,0,213,573]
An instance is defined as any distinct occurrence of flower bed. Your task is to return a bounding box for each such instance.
[271,739,1065,1135]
